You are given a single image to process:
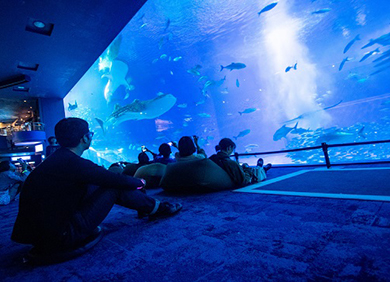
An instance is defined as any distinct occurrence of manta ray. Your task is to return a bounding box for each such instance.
[282,100,342,125]
[96,93,177,134]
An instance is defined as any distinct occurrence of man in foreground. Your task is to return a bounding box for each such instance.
[12,118,182,255]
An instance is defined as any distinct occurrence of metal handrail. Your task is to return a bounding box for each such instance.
[233,139,390,169]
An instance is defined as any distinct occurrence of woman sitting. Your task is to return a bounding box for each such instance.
[0,159,31,205]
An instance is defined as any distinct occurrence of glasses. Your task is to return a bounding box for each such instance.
[85,131,94,139]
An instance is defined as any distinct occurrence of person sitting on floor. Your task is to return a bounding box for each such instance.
[12,117,182,256]
[209,138,271,187]
[175,135,207,162]
[122,152,151,176]
[145,143,177,165]
[0,159,31,205]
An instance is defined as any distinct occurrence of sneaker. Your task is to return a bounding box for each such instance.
[263,163,272,172]
[149,202,182,220]
[257,158,264,167]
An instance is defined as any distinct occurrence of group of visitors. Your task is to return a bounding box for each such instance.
[8,117,271,262]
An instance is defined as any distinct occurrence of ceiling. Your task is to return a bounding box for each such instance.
[0,0,146,121]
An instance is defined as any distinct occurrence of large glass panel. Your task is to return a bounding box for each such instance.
[64,0,390,164]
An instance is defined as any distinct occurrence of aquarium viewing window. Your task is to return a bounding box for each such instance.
[64,0,390,165]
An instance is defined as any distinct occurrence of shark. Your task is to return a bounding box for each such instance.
[101,60,134,103]
[273,122,298,141]
[96,93,177,134]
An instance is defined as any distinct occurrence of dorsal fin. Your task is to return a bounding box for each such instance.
[114,104,121,111]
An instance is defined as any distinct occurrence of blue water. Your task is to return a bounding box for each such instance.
[64,0,390,165]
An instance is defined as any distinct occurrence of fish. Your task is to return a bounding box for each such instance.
[101,60,132,103]
[173,56,182,62]
[196,100,205,106]
[285,62,297,72]
[155,135,167,140]
[312,8,331,14]
[373,50,390,63]
[198,75,208,82]
[187,65,202,76]
[170,71,174,75]
[234,129,251,140]
[245,144,259,149]
[315,129,354,144]
[158,36,166,50]
[220,63,246,71]
[282,100,342,124]
[152,58,159,64]
[370,67,389,76]
[177,103,187,108]
[236,79,240,87]
[374,57,390,68]
[362,32,390,49]
[220,88,229,94]
[216,76,226,87]
[291,127,312,135]
[273,122,298,141]
[258,2,278,16]
[169,57,172,61]
[160,54,168,59]
[204,80,215,89]
[68,101,78,111]
[359,48,380,62]
[239,108,257,115]
[140,23,147,29]
[164,18,171,32]
[358,126,366,139]
[198,113,211,118]
[96,93,177,134]
[339,57,351,71]
[343,34,360,54]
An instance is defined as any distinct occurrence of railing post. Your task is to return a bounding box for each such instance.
[234,152,239,163]
[321,142,331,168]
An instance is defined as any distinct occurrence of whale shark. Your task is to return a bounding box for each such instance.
[96,93,177,134]
[101,60,134,103]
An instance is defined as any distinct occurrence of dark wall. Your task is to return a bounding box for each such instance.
[39,98,65,139]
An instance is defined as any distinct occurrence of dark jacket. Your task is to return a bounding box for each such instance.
[12,148,143,246]
[209,151,251,187]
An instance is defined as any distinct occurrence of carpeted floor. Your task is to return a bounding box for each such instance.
[1,166,390,281]
[236,168,390,201]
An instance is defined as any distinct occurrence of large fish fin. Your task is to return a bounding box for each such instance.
[95,118,105,135]
[233,136,237,140]
[239,112,242,116]
[294,122,298,129]
[114,103,121,111]
[220,65,224,72]
[356,34,361,41]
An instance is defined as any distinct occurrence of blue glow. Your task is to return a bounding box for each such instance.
[64,0,390,165]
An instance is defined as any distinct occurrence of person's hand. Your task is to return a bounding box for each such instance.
[18,158,27,170]
[193,135,199,145]
[171,141,178,148]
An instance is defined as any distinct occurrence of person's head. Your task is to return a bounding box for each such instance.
[55,118,93,150]
[215,145,221,153]
[219,138,236,155]
[158,143,172,158]
[178,136,196,157]
[108,163,124,174]
[48,136,58,145]
[0,160,15,173]
[138,152,150,164]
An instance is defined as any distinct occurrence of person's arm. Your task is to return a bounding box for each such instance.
[145,148,158,159]
[193,135,207,158]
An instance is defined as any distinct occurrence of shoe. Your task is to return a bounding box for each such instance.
[149,202,182,220]
[263,163,272,172]
[257,158,264,167]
